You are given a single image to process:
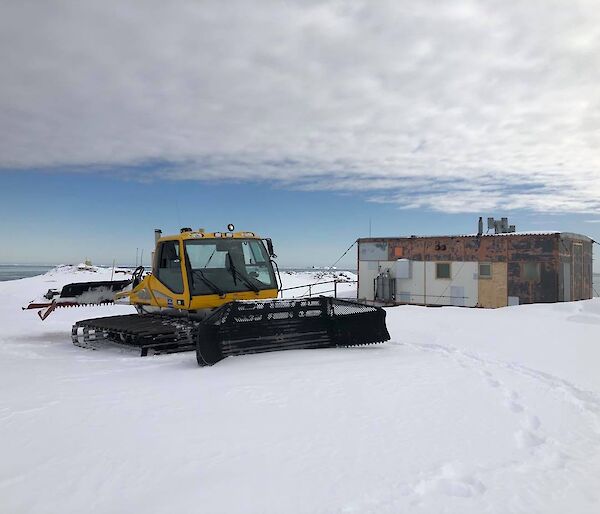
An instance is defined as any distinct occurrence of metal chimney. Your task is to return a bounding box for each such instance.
[154,229,162,244]
[477,217,483,236]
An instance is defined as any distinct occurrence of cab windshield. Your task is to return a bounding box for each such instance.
[184,238,277,295]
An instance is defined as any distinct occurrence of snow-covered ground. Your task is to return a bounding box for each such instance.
[1,267,599,513]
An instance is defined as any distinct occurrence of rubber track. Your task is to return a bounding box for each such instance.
[72,314,199,356]
[72,298,391,363]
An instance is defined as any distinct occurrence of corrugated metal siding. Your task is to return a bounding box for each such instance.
[506,235,558,304]
[557,236,594,301]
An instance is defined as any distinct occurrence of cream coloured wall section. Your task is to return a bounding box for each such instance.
[478,262,508,308]
[394,261,478,306]
[358,259,478,306]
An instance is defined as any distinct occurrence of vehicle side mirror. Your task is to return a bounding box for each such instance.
[265,239,276,258]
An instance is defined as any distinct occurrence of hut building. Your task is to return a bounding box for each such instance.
[357,219,593,308]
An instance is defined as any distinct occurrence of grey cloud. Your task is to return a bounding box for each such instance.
[1,0,599,213]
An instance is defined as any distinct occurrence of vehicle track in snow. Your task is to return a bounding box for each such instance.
[388,339,600,512]
[395,340,600,434]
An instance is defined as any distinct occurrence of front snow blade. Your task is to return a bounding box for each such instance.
[196,297,390,366]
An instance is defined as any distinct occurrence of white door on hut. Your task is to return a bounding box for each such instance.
[451,286,465,306]
[563,262,571,302]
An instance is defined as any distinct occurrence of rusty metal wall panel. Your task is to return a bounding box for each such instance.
[562,262,571,302]
[506,261,559,304]
[507,235,557,262]
[536,262,559,303]
[506,235,559,304]
[477,236,508,262]
[583,240,593,299]
[557,237,571,301]
[385,234,560,264]
[557,236,593,301]
[507,262,527,302]
[572,243,584,300]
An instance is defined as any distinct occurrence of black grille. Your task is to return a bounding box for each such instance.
[197,297,390,365]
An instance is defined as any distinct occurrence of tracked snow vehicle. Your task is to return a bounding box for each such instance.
[31,227,390,365]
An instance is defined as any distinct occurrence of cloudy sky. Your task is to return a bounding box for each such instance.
[1,0,599,266]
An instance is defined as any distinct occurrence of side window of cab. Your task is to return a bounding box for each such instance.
[155,241,184,293]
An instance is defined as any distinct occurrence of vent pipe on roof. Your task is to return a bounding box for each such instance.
[477,217,483,236]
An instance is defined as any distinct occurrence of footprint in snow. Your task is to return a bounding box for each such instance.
[487,378,501,388]
[505,400,524,413]
[413,462,486,498]
[478,369,502,388]
[515,429,545,449]
[525,414,541,431]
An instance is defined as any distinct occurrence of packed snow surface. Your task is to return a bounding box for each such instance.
[1,266,599,513]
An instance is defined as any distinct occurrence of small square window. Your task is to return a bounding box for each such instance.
[479,263,492,278]
[522,262,540,281]
[436,262,451,279]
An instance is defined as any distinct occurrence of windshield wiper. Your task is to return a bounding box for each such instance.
[192,269,225,296]
[203,248,217,269]
[226,255,260,293]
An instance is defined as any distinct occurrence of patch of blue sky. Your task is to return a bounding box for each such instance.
[0,169,597,269]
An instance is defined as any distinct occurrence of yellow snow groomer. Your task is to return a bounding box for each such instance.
[124,227,280,312]
[29,227,390,365]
